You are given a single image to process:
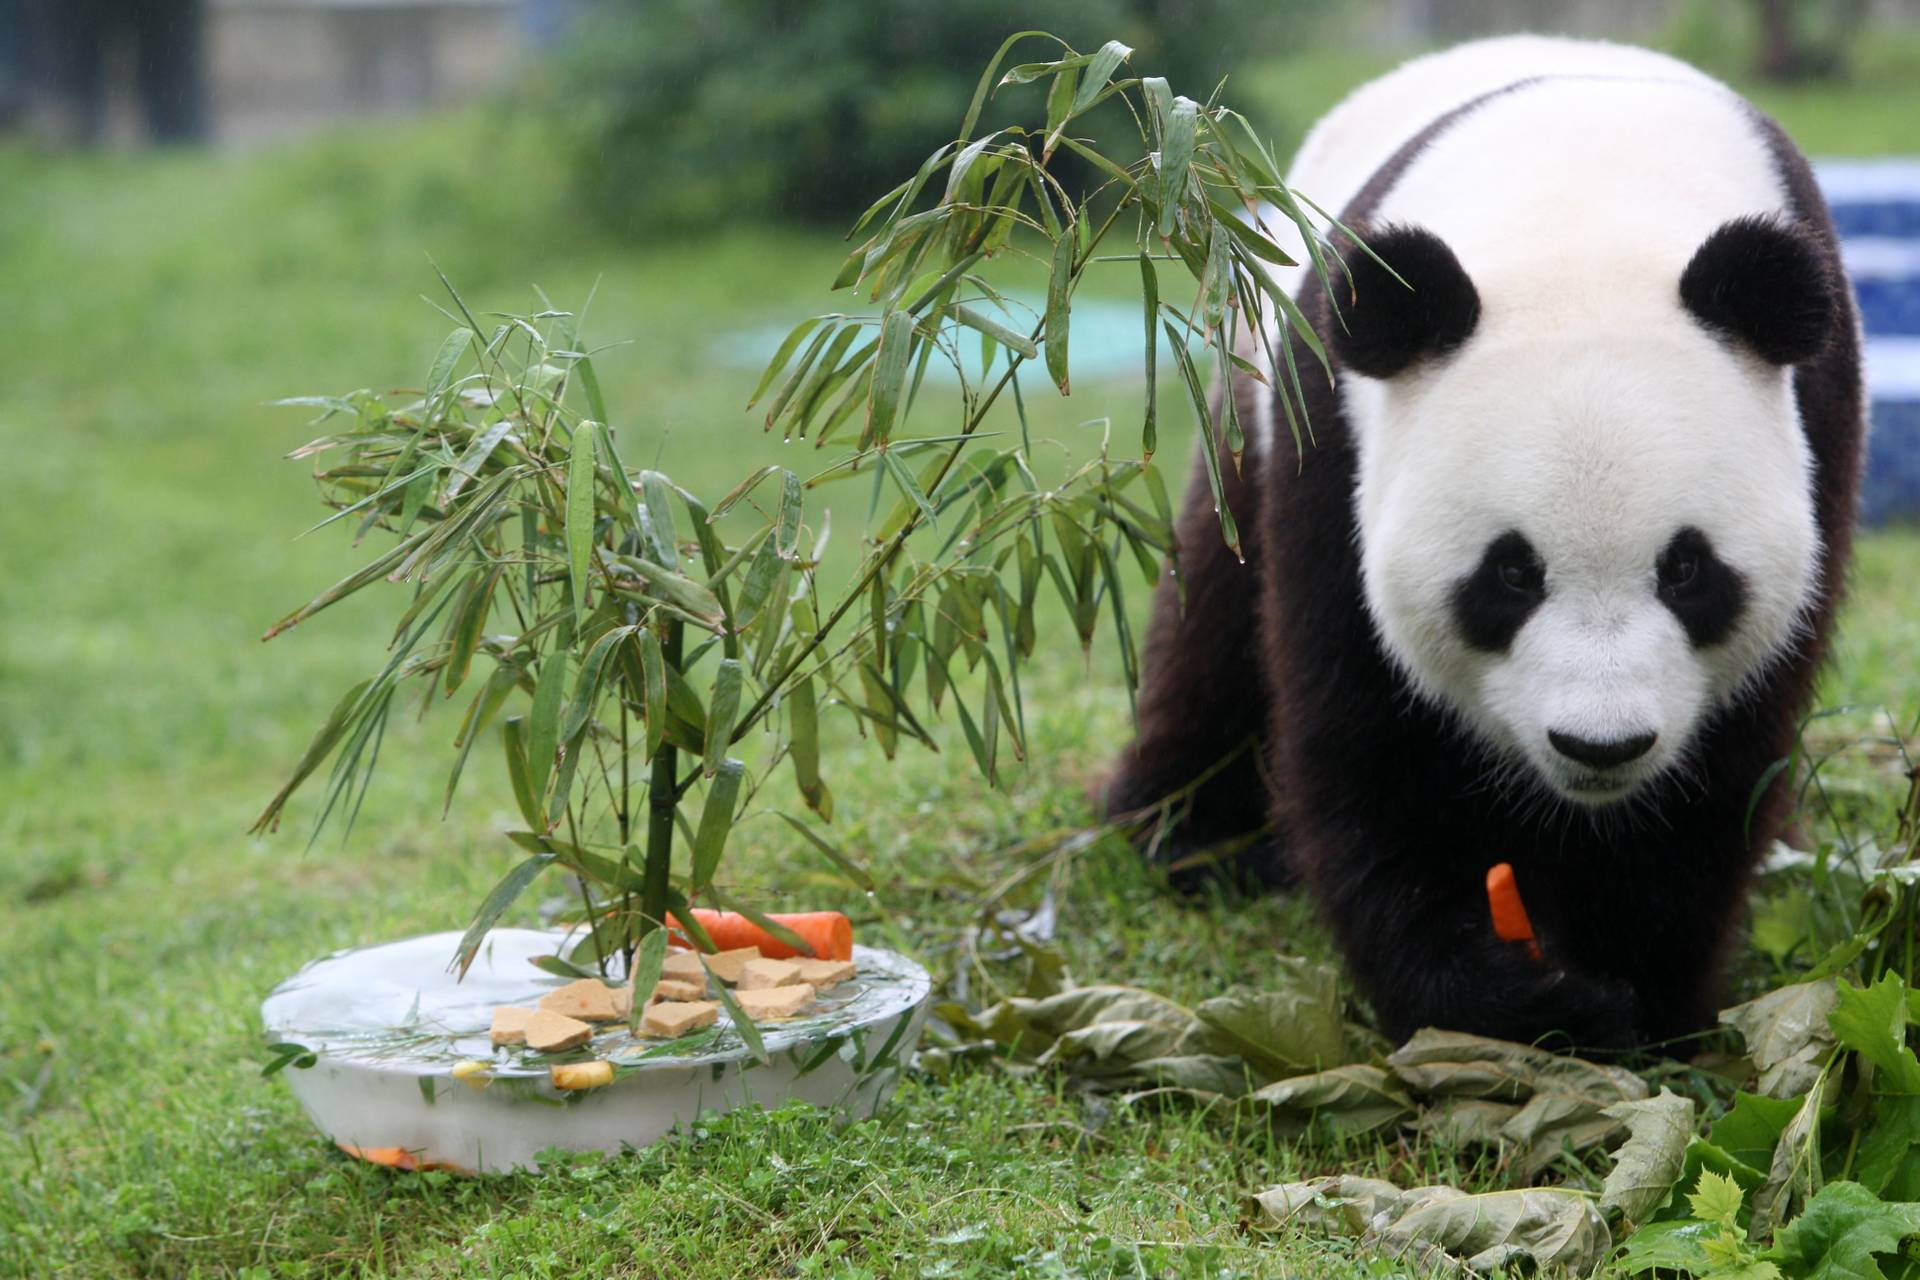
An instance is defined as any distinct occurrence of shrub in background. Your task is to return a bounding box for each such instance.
[547,0,1333,231]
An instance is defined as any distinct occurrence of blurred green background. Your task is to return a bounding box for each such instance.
[3,2,1919,1275]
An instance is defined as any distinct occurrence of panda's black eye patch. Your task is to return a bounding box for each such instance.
[1453,530,1547,652]
[1657,526,1746,647]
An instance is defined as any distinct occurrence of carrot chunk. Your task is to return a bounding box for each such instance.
[1485,862,1544,962]
[667,909,853,962]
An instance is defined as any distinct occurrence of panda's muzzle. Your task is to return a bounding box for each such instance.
[1547,729,1658,769]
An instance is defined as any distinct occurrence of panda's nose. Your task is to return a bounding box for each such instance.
[1548,729,1657,769]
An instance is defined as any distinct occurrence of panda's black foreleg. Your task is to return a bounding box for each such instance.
[1318,861,1642,1055]
[1102,421,1286,890]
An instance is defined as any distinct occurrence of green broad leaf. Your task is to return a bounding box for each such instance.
[789,673,830,820]
[776,812,873,891]
[1613,1218,1720,1275]
[450,852,556,979]
[689,759,744,890]
[527,649,569,807]
[574,352,609,426]
[703,960,769,1066]
[1855,1094,1920,1200]
[949,304,1038,360]
[732,532,784,634]
[1709,1091,1805,1183]
[866,310,916,447]
[1832,973,1920,1093]
[639,471,681,571]
[565,420,600,627]
[1601,1089,1696,1226]
[637,627,667,759]
[1043,64,1078,153]
[501,715,544,832]
[1250,1064,1414,1136]
[1193,964,1346,1079]
[702,658,743,776]
[625,927,669,1034]
[1044,226,1073,394]
[1139,252,1159,458]
[1764,1180,1920,1280]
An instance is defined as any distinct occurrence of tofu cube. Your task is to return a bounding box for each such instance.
[648,977,707,1004]
[659,951,706,983]
[639,1000,720,1040]
[523,1009,594,1053]
[733,985,815,1021]
[489,1006,535,1046]
[538,978,623,1022]
[737,958,804,991]
[793,958,858,990]
[701,947,765,985]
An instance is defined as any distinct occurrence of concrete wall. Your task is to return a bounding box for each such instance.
[207,0,523,143]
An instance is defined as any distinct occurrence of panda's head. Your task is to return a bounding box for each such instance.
[1334,218,1837,807]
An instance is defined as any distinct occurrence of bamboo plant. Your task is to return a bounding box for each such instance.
[253,32,1349,1019]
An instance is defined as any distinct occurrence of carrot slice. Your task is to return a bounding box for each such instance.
[667,909,853,962]
[1485,862,1544,962]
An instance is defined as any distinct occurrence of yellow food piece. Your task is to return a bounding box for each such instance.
[733,985,815,1021]
[550,1060,615,1091]
[538,978,624,1022]
[490,1006,535,1046]
[737,958,803,991]
[793,958,858,990]
[523,1009,594,1053]
[639,1000,720,1039]
[451,1060,493,1090]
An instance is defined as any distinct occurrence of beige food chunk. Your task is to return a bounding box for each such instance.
[523,1009,595,1053]
[550,1060,614,1091]
[793,958,857,990]
[490,1006,535,1046]
[659,950,706,983]
[648,977,706,1004]
[608,985,633,1020]
[538,978,624,1023]
[737,958,804,991]
[639,1000,720,1039]
[734,985,815,1021]
[701,947,765,984]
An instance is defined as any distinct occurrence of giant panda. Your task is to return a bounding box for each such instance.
[1104,36,1864,1053]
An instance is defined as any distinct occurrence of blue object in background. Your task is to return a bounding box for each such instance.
[1820,160,1920,525]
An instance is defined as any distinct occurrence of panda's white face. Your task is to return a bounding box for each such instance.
[1348,326,1821,807]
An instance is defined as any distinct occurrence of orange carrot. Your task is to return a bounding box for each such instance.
[667,909,853,962]
[1485,862,1544,963]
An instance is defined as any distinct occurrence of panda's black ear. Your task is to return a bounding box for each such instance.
[1680,215,1837,365]
[1332,225,1481,378]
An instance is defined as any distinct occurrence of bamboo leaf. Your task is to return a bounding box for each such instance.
[250,679,372,833]
[442,562,503,697]
[566,421,600,626]
[449,853,555,980]
[703,658,743,776]
[1045,227,1074,394]
[560,624,635,746]
[949,305,1038,360]
[1071,40,1131,114]
[423,327,470,421]
[703,960,770,1065]
[866,310,916,447]
[777,812,874,892]
[528,650,569,806]
[1140,252,1159,458]
[790,672,831,820]
[1157,96,1199,239]
[690,759,745,890]
[501,715,543,831]
[625,927,668,1033]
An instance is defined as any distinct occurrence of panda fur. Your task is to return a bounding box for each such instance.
[1104,37,1864,1053]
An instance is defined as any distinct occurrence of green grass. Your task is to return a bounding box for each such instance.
[1,47,1918,1276]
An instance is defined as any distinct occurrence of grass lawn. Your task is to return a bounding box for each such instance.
[2,45,1919,1278]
